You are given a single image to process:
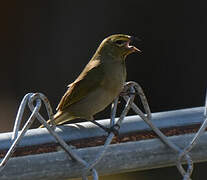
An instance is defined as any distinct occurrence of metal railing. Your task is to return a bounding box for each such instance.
[0,81,206,180]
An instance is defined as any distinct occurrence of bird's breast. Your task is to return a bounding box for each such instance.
[102,61,126,92]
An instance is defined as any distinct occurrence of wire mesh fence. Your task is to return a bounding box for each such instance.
[0,81,207,180]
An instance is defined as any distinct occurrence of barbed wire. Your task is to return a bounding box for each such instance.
[0,81,206,180]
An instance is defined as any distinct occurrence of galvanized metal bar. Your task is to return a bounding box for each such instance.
[1,131,207,180]
[0,107,204,151]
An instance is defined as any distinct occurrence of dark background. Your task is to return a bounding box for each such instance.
[1,1,207,179]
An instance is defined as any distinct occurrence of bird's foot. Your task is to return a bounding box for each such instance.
[120,89,137,97]
[105,124,120,136]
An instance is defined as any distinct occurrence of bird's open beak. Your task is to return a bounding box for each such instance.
[129,45,141,53]
[126,36,141,53]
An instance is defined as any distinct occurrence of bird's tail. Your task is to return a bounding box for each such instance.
[39,111,76,128]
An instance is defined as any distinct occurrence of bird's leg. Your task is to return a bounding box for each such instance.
[88,120,120,136]
[109,124,120,136]
[88,120,109,131]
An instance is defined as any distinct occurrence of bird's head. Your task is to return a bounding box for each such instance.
[97,34,141,59]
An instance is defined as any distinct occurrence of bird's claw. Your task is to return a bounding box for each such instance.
[105,124,120,136]
[120,91,137,97]
[120,85,137,97]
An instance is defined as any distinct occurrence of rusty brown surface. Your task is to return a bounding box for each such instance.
[0,124,201,158]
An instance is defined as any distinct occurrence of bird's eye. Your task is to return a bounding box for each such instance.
[115,40,125,45]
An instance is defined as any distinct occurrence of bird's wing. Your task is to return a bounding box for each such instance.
[56,60,104,111]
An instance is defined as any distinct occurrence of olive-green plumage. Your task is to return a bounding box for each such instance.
[40,34,140,127]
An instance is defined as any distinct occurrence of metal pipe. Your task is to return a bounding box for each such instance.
[1,131,207,180]
[0,107,204,151]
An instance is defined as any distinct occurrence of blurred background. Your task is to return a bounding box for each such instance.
[1,0,207,179]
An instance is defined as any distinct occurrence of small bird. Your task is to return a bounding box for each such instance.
[40,34,140,128]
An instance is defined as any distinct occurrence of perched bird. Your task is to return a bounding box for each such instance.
[40,34,140,128]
